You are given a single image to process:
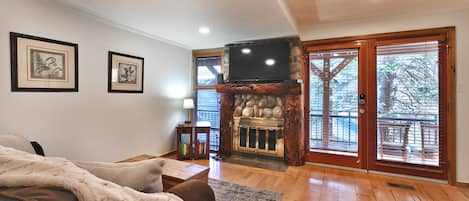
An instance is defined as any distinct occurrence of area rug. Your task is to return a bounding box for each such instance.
[208,178,282,201]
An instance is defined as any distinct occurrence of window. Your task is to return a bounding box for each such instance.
[195,56,222,151]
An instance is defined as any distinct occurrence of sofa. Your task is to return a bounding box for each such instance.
[0,134,215,201]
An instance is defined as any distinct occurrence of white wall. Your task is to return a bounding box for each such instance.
[0,0,192,162]
[299,9,469,183]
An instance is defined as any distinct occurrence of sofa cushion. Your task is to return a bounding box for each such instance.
[0,186,78,201]
[168,180,215,201]
[0,134,35,154]
[73,158,164,193]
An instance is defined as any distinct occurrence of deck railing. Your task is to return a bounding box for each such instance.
[197,109,220,151]
[309,111,438,148]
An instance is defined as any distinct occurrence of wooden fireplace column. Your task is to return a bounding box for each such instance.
[219,93,234,157]
[216,82,305,166]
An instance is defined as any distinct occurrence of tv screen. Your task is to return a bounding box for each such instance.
[228,40,291,82]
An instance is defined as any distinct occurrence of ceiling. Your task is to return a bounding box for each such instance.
[286,0,469,29]
[57,0,469,49]
[57,0,297,49]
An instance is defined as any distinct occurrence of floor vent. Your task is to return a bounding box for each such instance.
[387,182,416,190]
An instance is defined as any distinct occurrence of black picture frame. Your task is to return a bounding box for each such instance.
[10,32,79,92]
[108,51,144,93]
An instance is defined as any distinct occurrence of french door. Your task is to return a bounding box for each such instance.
[305,42,368,169]
[367,34,451,180]
[304,27,455,181]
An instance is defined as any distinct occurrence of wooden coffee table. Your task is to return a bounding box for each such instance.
[119,154,210,191]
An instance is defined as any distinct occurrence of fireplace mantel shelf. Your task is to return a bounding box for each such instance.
[216,82,301,96]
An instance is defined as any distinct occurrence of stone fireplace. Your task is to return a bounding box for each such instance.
[232,94,285,158]
[216,82,305,166]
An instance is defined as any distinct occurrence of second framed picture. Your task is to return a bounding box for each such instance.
[108,51,144,93]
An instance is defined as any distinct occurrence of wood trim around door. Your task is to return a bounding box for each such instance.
[445,28,456,185]
[302,27,455,47]
[303,41,368,169]
[367,30,452,181]
[193,48,224,58]
[302,27,456,184]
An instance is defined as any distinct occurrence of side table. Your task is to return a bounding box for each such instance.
[176,121,210,160]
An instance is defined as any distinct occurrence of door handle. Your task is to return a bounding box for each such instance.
[359,93,366,105]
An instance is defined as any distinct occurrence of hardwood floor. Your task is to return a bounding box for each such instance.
[167,154,469,201]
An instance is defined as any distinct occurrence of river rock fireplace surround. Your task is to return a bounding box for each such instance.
[216,82,305,166]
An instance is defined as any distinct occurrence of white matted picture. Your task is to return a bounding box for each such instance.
[108,51,144,93]
[10,32,78,92]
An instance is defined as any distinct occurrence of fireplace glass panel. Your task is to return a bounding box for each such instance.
[240,127,247,147]
[249,128,257,148]
[268,130,277,151]
[258,129,266,150]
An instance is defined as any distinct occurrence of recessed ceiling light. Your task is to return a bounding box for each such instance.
[198,26,210,34]
[265,58,275,66]
[241,48,251,54]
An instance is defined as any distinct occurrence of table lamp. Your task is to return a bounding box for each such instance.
[183,98,194,124]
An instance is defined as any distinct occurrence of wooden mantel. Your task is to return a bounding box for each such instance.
[216,82,305,166]
[215,82,301,96]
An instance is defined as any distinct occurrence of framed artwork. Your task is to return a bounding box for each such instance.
[10,32,78,92]
[108,51,144,93]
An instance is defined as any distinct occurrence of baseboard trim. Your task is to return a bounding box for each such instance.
[158,151,176,157]
[456,182,469,188]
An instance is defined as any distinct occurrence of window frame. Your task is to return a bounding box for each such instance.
[192,48,224,151]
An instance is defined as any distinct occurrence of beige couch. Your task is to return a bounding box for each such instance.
[0,134,215,201]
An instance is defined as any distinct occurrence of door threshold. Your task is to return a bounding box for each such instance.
[306,162,447,184]
[306,162,366,173]
[368,170,447,184]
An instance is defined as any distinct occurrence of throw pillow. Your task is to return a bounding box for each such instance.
[74,158,164,193]
[0,133,35,154]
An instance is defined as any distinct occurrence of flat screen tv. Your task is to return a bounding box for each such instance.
[226,37,294,83]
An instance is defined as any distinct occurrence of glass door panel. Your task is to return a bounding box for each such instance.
[309,49,359,155]
[376,41,439,166]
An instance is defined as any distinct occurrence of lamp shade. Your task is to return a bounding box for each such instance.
[183,98,194,109]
